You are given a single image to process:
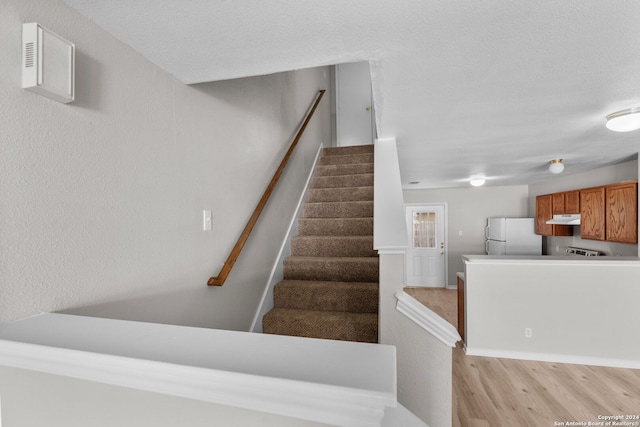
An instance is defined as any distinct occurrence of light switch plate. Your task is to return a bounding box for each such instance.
[203,210,212,231]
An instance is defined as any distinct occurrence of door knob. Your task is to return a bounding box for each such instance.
[440,251,444,255]
[365,106,371,111]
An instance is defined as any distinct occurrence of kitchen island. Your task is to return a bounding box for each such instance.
[461,254,640,369]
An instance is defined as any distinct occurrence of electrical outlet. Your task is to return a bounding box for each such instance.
[525,328,533,338]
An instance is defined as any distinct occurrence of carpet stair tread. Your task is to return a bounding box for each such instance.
[284,256,379,282]
[314,163,374,177]
[310,173,373,189]
[292,235,377,257]
[262,308,378,343]
[273,280,378,312]
[317,152,374,166]
[305,186,373,203]
[303,200,373,218]
[322,145,374,156]
[298,217,374,236]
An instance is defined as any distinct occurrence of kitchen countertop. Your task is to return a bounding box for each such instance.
[463,254,640,265]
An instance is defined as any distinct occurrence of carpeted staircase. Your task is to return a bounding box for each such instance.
[262,145,379,343]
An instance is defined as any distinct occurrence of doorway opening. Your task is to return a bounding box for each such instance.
[334,61,374,147]
[405,203,448,287]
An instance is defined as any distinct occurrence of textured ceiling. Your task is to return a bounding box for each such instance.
[62,0,640,188]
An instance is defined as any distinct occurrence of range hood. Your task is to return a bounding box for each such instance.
[546,214,581,225]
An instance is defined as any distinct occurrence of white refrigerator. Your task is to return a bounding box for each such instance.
[485,217,542,255]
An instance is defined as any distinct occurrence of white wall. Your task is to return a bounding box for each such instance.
[0,366,331,427]
[379,254,452,427]
[403,186,529,286]
[528,159,638,256]
[374,139,409,251]
[463,256,640,368]
[0,0,331,329]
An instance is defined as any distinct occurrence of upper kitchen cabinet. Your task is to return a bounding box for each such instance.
[580,187,606,240]
[564,190,580,214]
[552,190,580,215]
[552,192,564,214]
[580,181,638,243]
[535,194,572,236]
[606,182,638,244]
[537,181,637,243]
[535,195,553,235]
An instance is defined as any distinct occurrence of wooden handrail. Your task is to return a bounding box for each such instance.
[208,89,326,286]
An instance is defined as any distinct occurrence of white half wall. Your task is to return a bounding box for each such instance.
[0,313,397,427]
[0,366,333,427]
[374,138,408,253]
[379,254,452,427]
[0,0,331,329]
[463,256,640,368]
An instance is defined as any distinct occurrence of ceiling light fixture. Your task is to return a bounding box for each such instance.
[469,178,485,187]
[549,159,564,174]
[606,107,640,132]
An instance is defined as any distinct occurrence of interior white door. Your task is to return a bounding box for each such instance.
[335,61,374,146]
[405,204,446,287]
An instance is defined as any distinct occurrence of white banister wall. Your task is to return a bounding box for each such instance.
[0,365,333,427]
[374,138,457,427]
[373,138,408,253]
[379,255,455,427]
[0,314,397,427]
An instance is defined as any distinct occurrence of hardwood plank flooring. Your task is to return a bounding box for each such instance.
[404,287,640,427]
[404,287,457,327]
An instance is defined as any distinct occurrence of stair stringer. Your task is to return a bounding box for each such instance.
[250,143,324,332]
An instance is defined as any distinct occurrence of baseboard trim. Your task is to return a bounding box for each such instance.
[250,143,324,332]
[376,247,406,255]
[464,347,640,369]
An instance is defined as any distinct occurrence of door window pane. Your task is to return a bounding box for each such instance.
[413,211,436,248]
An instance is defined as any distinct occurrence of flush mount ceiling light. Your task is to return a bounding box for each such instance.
[549,159,564,174]
[469,178,485,187]
[606,107,640,132]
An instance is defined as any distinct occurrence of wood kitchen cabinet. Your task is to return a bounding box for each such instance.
[552,190,580,214]
[535,194,572,236]
[535,195,553,235]
[537,181,637,243]
[564,190,580,214]
[580,186,606,240]
[605,182,638,244]
[581,182,638,243]
[552,192,565,214]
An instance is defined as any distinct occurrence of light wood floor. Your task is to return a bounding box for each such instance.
[404,287,640,427]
